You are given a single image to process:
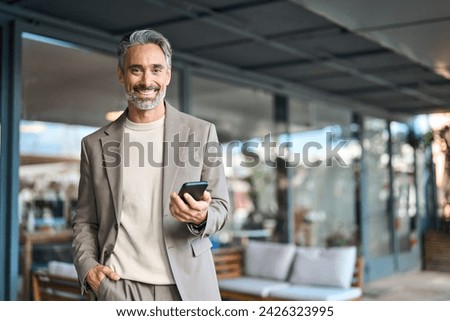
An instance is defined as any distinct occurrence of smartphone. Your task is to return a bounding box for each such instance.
[178,181,208,203]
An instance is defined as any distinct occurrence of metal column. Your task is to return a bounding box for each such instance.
[0,20,20,300]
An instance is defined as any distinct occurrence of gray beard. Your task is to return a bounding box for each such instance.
[126,88,166,111]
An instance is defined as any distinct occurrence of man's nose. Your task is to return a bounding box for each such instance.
[141,71,154,87]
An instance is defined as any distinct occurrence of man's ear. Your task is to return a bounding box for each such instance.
[117,66,125,85]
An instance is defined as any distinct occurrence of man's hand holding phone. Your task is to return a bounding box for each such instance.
[169,181,211,225]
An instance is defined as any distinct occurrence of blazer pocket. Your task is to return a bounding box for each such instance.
[191,237,212,257]
[96,276,109,300]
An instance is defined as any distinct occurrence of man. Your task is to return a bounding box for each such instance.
[72,29,229,301]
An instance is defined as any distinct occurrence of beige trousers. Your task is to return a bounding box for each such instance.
[97,278,181,301]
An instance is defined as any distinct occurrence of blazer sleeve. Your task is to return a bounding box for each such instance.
[72,137,101,293]
[196,123,230,238]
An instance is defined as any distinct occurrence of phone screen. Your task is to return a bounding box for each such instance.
[178,181,208,203]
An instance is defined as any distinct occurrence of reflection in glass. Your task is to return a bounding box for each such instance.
[364,117,392,257]
[391,121,416,252]
[290,99,358,247]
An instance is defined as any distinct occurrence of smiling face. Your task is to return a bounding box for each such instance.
[118,43,171,112]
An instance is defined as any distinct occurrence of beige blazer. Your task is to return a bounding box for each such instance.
[72,103,229,300]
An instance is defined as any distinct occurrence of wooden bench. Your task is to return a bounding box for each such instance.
[213,246,364,301]
[32,270,93,301]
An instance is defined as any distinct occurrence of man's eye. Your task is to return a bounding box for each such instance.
[131,68,142,73]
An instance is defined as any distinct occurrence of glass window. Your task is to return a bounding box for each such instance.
[191,75,277,245]
[290,98,358,247]
[391,121,416,252]
[410,115,429,229]
[20,34,129,234]
[22,33,125,127]
[22,33,181,127]
[191,75,273,142]
[363,117,392,257]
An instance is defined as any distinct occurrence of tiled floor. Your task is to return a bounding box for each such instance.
[362,270,450,300]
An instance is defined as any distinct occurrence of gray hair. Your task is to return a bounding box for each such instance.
[117,29,172,70]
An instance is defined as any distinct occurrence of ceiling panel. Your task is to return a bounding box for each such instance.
[418,82,450,98]
[12,0,181,33]
[255,62,338,80]
[194,0,263,7]
[193,41,299,67]
[297,0,450,79]
[281,30,381,57]
[296,0,450,30]
[229,0,330,36]
[304,75,380,92]
[154,19,242,51]
[364,20,450,79]
[346,52,413,70]
[349,91,437,111]
[369,67,442,85]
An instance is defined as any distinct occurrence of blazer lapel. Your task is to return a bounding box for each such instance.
[100,110,127,223]
[162,103,190,215]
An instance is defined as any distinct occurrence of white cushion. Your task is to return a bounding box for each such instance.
[269,285,362,301]
[48,260,78,279]
[245,240,296,281]
[289,246,357,288]
[219,277,290,297]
